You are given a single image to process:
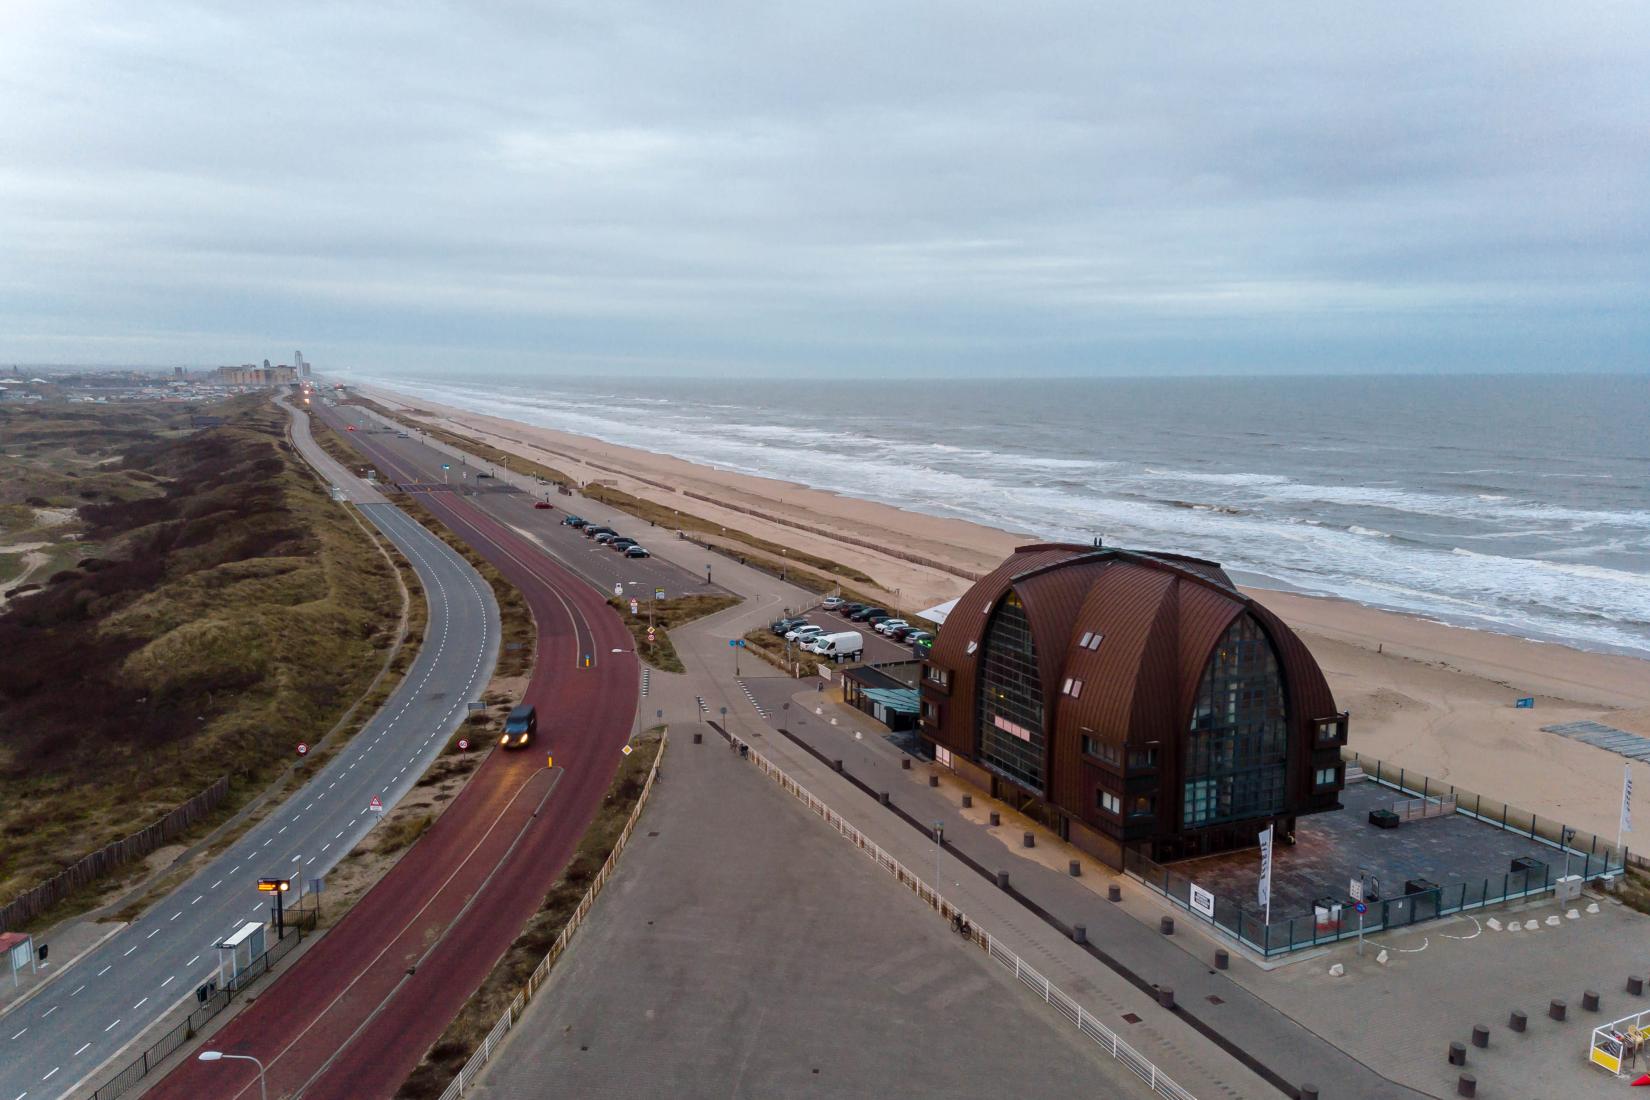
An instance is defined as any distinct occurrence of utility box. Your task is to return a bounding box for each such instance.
[1554,874,1584,903]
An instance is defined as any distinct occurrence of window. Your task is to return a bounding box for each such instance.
[975,592,1046,793]
[1078,631,1094,648]
[1084,632,1104,651]
[1081,733,1119,765]
[1316,717,1345,745]
[926,666,951,688]
[936,745,953,767]
[1128,745,1159,769]
[1098,790,1121,815]
[921,699,939,721]
[1062,678,1083,698]
[1129,793,1155,818]
[1314,766,1338,787]
[965,640,979,655]
[1181,614,1289,829]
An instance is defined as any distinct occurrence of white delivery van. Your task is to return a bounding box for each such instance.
[811,630,864,660]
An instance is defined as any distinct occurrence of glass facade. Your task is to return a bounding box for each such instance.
[1182,614,1288,829]
[975,592,1046,793]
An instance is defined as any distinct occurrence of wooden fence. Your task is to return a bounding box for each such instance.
[0,775,231,931]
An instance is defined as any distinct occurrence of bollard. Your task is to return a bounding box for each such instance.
[693,732,702,744]
[1447,1041,1466,1066]
[1471,1024,1489,1049]
[879,791,890,806]
[1508,1009,1527,1032]
[833,759,843,772]
[961,794,972,808]
[996,871,1010,890]
[1073,924,1086,944]
[1069,860,1081,877]
[989,811,1000,827]
[1215,948,1229,970]
[1160,916,1174,936]
[1108,884,1122,902]
[1157,987,1174,1009]
[1023,831,1035,848]
[1629,975,1645,996]
[929,775,939,788]
[901,758,911,770]
[1457,1073,1476,1098]
[1299,1087,1319,1100]
[1583,990,1600,1012]
[1549,999,1567,1021]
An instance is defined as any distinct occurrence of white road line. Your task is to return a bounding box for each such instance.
[75,1041,91,1056]
[41,1007,56,1019]
[103,1019,120,1032]
[40,1069,57,1082]
[209,880,221,889]
[96,966,111,977]
[132,996,148,1010]
[169,911,181,921]
[230,864,241,874]
[71,985,85,996]
[321,842,331,852]
[252,902,262,911]
[291,854,301,863]
[187,955,200,967]
[304,856,316,865]
[145,929,160,939]
[9,1028,25,1040]
[161,976,176,988]
[122,945,137,957]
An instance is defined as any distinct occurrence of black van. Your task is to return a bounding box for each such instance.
[501,704,536,748]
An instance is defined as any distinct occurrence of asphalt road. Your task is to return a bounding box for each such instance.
[0,408,500,1100]
[151,419,642,1099]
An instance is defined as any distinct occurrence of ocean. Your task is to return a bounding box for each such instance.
[339,371,1650,658]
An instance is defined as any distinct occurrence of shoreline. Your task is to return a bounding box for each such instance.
[355,380,1650,839]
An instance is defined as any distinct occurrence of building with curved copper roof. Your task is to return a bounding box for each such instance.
[918,543,1348,866]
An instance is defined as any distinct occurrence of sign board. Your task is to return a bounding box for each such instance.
[646,628,656,643]
[458,738,469,751]
[622,745,633,756]
[1189,883,1215,919]
[1354,901,1368,914]
[655,588,665,600]
[629,598,639,615]
[729,638,745,648]
[1349,878,1363,902]
[1515,697,1535,709]
[441,464,450,470]
[296,742,309,756]
[613,583,624,597]
[369,795,384,814]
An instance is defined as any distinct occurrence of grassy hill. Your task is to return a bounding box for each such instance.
[0,395,404,915]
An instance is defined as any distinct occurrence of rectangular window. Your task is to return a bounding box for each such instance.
[1079,631,1094,648]
[936,745,953,767]
[965,640,979,655]
[1129,793,1155,818]
[926,666,951,688]
[993,713,1034,742]
[1062,677,1073,694]
[1098,790,1121,815]
[1081,734,1119,765]
[1314,766,1338,787]
[1068,678,1082,698]
[1085,632,1104,651]
[1128,745,1159,769]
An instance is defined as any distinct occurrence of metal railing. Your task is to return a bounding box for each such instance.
[435,734,666,1100]
[736,738,1197,1100]
[91,905,318,1099]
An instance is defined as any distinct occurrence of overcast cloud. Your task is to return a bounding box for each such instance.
[2,1,1646,376]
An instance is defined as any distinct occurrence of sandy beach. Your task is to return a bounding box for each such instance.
[362,384,1650,842]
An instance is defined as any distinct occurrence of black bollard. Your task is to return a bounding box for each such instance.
[833,759,843,772]
[901,758,911,770]
[1157,987,1174,1009]
[1457,1074,1476,1098]
[1508,1009,1527,1032]
[1108,884,1122,902]
[693,732,702,744]
[1549,999,1567,1021]
[1022,831,1035,848]
[1583,990,1600,1012]
[1160,916,1174,936]
[996,871,1010,890]
[879,791,890,806]
[1471,1024,1489,1049]
[929,775,939,788]
[961,794,972,808]
[1447,1041,1466,1066]
[1215,949,1229,970]
[1072,924,1086,944]
[1629,976,1646,996]
[1069,860,1081,877]
[989,811,1000,827]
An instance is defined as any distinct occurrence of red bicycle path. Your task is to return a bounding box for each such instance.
[152,431,639,1100]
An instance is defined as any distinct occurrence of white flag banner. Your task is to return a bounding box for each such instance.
[1257,824,1274,918]
[1622,765,1634,837]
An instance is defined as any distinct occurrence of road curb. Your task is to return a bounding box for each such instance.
[0,921,125,1021]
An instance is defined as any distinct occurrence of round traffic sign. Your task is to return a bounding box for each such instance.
[1354,901,1368,914]
[297,742,309,756]
[458,738,469,751]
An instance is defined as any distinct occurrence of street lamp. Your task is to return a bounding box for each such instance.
[198,1051,268,1100]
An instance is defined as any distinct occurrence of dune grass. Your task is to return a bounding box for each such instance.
[607,593,740,673]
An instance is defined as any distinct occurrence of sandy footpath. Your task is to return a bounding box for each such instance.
[362,384,1650,841]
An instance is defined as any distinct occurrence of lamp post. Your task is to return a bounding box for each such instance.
[197,1051,268,1100]
[933,822,944,902]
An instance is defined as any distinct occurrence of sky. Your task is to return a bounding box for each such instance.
[2,2,1647,378]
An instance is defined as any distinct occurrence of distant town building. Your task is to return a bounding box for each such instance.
[919,543,1348,868]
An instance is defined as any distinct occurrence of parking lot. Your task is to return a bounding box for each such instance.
[774,604,931,667]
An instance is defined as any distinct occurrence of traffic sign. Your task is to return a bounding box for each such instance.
[1349,878,1363,902]
[646,627,656,642]
[613,583,623,597]
[654,587,665,600]
[458,738,469,751]
[441,464,450,470]
[1354,901,1368,914]
[546,754,554,769]
[369,795,384,814]
[729,638,745,648]
[296,742,309,756]
[629,598,639,615]
[622,745,633,757]
[257,878,290,893]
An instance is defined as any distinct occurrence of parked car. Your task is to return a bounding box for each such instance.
[562,515,586,527]
[786,624,825,642]
[585,526,615,539]
[476,472,494,479]
[609,538,638,550]
[810,630,864,660]
[850,605,886,622]
[904,630,933,645]
[770,616,807,636]
[624,545,650,558]
[594,531,620,544]
[500,704,536,748]
[912,636,934,655]
[841,602,866,618]
[533,501,553,510]
[395,431,409,439]
[875,619,909,636]
[888,623,920,640]
[822,595,847,611]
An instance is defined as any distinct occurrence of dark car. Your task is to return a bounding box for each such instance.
[770,616,807,636]
[624,545,650,558]
[888,623,920,640]
[904,630,933,646]
[863,611,891,627]
[585,526,615,539]
[851,606,888,622]
[500,704,536,748]
[476,473,493,479]
[841,603,867,618]
[534,501,553,510]
[594,531,621,544]
[562,515,587,527]
[912,636,934,654]
[609,538,638,550]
